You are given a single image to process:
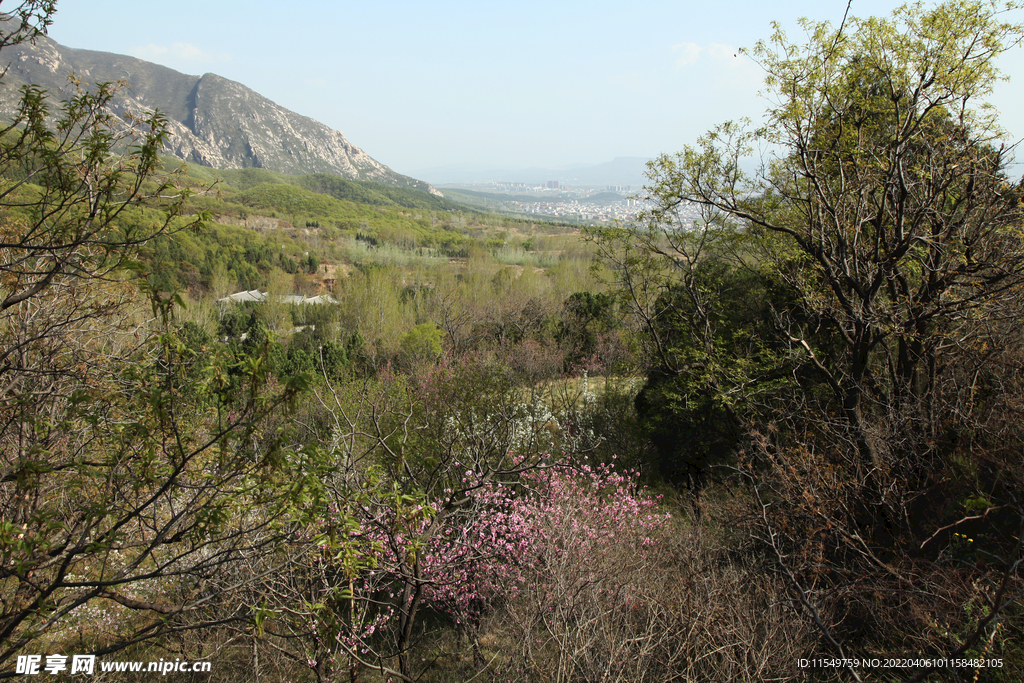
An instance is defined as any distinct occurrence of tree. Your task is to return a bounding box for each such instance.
[0,1,52,53]
[596,0,1024,670]
[0,6,316,669]
[630,259,787,488]
[0,80,186,376]
[557,291,618,371]
[651,1,1024,473]
[398,321,442,371]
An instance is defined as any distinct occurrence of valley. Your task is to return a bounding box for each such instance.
[1,3,1023,682]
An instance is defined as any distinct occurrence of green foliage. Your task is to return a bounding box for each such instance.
[294,173,466,211]
[630,258,793,485]
[206,166,467,212]
[304,251,319,274]
[558,291,616,369]
[0,78,198,311]
[399,322,443,370]
[0,30,323,661]
[236,182,347,215]
[206,166,287,191]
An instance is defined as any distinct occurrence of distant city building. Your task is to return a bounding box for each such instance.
[546,180,560,189]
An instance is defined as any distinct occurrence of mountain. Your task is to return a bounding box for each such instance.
[411,157,652,187]
[0,26,438,194]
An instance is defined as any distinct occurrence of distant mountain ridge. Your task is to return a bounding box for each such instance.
[0,26,439,194]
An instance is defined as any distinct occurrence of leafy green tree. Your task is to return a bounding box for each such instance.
[597,0,1024,667]
[398,322,443,371]
[341,265,409,365]
[631,260,789,487]
[649,1,1024,475]
[0,78,188,359]
[316,339,349,381]
[557,291,616,370]
[304,251,320,274]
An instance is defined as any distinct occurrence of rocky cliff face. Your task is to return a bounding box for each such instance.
[0,29,438,193]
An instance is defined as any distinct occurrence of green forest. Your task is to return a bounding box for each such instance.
[2,2,1023,682]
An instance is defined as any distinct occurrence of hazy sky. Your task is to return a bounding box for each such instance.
[44,0,1024,177]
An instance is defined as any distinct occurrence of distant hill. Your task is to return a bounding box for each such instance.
[579,191,624,203]
[0,23,439,194]
[413,157,652,187]
[181,164,469,213]
[441,188,551,204]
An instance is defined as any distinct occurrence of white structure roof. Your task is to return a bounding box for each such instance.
[216,291,338,306]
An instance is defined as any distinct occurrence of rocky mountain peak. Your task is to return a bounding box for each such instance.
[0,26,439,194]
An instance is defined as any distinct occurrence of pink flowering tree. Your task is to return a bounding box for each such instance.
[499,461,678,681]
[265,467,529,682]
[266,451,670,682]
[249,354,671,682]
[251,358,570,682]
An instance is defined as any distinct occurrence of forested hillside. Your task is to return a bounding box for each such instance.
[1,2,1022,682]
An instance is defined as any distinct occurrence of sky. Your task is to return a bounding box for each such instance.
[41,0,1024,178]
